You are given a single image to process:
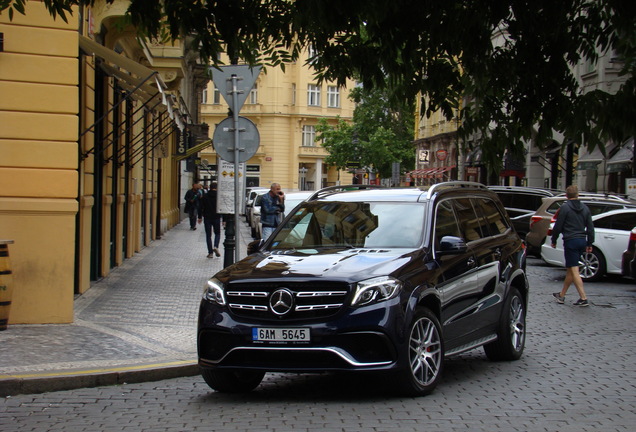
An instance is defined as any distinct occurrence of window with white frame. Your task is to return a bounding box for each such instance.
[291,83,296,105]
[213,85,220,104]
[307,84,321,106]
[249,84,258,104]
[302,125,316,147]
[202,88,208,104]
[327,86,340,108]
[308,45,318,64]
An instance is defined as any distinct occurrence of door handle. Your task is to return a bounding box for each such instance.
[467,257,475,267]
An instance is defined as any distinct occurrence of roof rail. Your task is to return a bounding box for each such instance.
[556,192,632,202]
[307,184,387,201]
[426,181,487,199]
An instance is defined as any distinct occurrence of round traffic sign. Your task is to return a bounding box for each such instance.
[212,116,260,163]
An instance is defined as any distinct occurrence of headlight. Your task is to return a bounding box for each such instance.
[351,276,401,307]
[203,278,226,305]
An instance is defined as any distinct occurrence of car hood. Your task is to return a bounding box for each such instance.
[215,247,422,283]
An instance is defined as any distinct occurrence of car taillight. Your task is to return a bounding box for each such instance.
[530,215,542,228]
[630,230,636,242]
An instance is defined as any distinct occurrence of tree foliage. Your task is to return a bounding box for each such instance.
[316,87,415,179]
[3,0,635,171]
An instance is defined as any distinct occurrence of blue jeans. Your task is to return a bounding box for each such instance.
[188,206,198,229]
[204,216,221,253]
[262,226,276,241]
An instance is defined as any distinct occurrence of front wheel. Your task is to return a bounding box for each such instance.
[395,307,444,397]
[201,368,265,393]
[484,288,526,361]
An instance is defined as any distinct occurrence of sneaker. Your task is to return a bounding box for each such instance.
[573,298,589,307]
[207,253,215,258]
[214,247,221,257]
[552,293,565,304]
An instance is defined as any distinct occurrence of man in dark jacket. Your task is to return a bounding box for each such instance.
[198,182,222,258]
[184,183,202,230]
[260,183,285,240]
[551,185,595,307]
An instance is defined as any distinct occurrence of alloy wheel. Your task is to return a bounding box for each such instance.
[409,316,442,387]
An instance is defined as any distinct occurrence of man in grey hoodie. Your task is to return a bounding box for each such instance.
[551,185,595,306]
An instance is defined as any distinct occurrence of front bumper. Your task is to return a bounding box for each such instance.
[197,300,403,372]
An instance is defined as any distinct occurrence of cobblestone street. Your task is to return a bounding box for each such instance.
[2,258,635,431]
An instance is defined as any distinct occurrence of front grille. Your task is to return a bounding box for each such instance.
[226,281,350,321]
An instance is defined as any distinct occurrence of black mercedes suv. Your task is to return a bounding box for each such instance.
[198,182,529,396]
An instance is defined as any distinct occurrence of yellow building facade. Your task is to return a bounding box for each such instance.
[200,54,356,191]
[0,1,204,324]
[410,98,460,186]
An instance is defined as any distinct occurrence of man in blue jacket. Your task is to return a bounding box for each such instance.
[551,185,595,307]
[260,183,285,240]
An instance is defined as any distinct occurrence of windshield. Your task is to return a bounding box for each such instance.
[270,201,426,249]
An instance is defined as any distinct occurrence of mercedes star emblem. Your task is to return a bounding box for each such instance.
[269,288,294,316]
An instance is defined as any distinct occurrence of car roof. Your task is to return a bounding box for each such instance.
[307,182,495,203]
[591,208,636,220]
[487,185,560,196]
[542,195,636,206]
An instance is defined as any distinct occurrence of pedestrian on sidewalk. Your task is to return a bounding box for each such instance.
[184,183,202,230]
[261,183,285,241]
[551,185,595,307]
[199,182,223,258]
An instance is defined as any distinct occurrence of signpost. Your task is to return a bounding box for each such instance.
[210,65,261,266]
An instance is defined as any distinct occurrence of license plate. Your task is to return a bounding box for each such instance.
[252,327,310,342]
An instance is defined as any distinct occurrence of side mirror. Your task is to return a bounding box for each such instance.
[247,239,264,255]
[438,236,467,255]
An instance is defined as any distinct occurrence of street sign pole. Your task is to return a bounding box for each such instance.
[231,74,241,264]
[211,65,261,267]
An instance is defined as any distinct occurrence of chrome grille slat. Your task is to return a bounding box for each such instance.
[296,291,347,297]
[227,291,268,297]
[296,304,342,311]
[229,304,269,311]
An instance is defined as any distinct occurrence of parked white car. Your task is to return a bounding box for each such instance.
[541,208,636,281]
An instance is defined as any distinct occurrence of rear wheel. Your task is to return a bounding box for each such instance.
[201,368,265,393]
[395,307,444,396]
[484,288,526,361]
[579,248,606,282]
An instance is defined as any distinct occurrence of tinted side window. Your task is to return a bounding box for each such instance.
[475,198,510,235]
[434,200,461,250]
[453,198,483,241]
[547,201,564,214]
[595,212,636,231]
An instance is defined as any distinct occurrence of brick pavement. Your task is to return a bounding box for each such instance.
[0,258,635,430]
[0,218,254,396]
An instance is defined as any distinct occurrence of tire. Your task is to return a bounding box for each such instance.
[484,288,526,361]
[395,307,444,397]
[579,248,606,282]
[201,368,265,393]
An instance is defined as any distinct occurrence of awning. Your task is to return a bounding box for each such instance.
[99,63,160,105]
[174,139,213,161]
[79,35,158,81]
[79,35,170,144]
[607,138,634,173]
[576,142,618,171]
